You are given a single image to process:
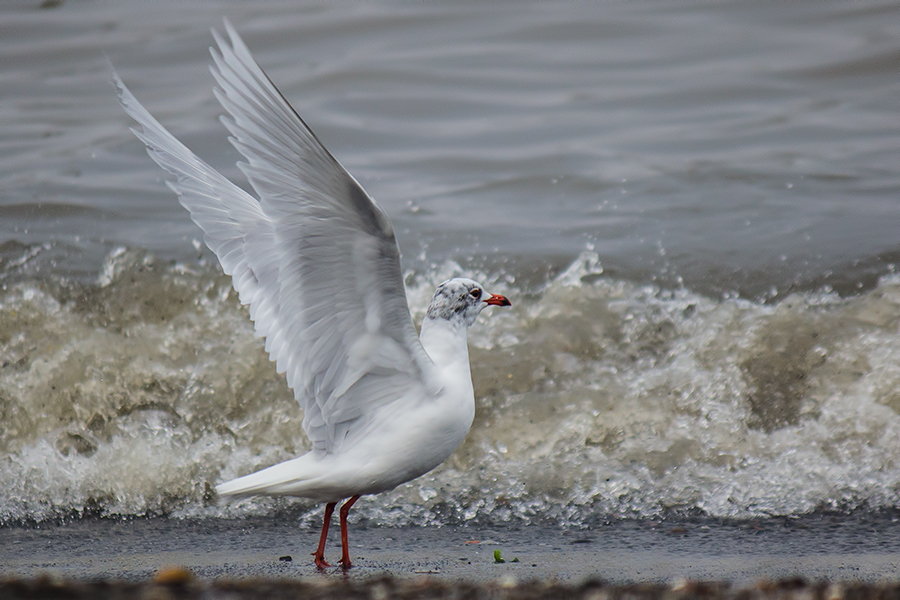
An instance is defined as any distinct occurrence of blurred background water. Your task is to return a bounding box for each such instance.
[2,0,900,526]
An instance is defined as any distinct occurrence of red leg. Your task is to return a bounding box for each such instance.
[313,502,336,569]
[338,495,360,569]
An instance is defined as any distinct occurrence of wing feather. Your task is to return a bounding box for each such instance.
[113,19,437,455]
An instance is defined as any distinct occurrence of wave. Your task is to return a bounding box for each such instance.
[2,248,900,525]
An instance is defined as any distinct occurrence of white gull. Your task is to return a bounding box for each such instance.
[112,19,510,569]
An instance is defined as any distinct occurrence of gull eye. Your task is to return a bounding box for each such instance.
[470,288,482,299]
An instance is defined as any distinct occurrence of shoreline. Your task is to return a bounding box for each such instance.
[3,514,900,587]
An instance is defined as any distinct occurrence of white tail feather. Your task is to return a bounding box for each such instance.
[216,454,320,498]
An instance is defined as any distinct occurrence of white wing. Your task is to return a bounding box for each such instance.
[113,19,437,455]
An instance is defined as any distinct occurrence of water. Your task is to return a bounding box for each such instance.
[2,0,900,526]
[6,514,900,583]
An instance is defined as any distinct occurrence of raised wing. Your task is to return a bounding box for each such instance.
[114,19,437,455]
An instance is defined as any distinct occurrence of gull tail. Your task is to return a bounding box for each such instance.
[216,453,322,499]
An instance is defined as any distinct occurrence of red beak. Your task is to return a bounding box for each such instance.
[484,293,511,307]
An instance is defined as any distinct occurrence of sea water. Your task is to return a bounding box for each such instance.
[2,0,900,526]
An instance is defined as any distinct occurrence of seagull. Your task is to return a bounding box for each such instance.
[112,19,510,570]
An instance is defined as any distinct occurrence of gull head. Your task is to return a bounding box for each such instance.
[425,277,511,327]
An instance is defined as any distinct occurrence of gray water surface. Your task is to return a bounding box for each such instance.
[2,0,899,297]
[3,0,900,527]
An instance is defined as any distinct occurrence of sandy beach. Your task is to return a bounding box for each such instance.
[6,577,900,600]
[3,513,900,598]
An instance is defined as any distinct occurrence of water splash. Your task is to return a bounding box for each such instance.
[3,248,900,524]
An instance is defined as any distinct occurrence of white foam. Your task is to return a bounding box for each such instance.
[3,250,900,523]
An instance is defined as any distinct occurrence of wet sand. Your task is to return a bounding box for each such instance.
[8,577,900,600]
[3,513,900,597]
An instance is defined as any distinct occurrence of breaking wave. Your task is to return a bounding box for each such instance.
[3,247,900,525]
